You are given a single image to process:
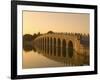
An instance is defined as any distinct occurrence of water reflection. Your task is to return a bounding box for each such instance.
[23,43,36,52]
[23,41,89,69]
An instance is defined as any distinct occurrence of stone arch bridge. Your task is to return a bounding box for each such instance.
[33,33,89,66]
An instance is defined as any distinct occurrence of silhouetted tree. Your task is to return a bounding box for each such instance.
[37,32,40,36]
[47,31,54,34]
[33,33,37,40]
[23,34,33,41]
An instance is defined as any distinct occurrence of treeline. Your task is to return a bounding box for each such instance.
[23,32,41,51]
[23,32,41,41]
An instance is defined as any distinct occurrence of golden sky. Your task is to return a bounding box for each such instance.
[23,11,89,35]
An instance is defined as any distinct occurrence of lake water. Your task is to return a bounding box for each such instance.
[22,43,89,69]
[22,50,67,69]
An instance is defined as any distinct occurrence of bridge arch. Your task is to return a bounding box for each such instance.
[62,39,66,57]
[58,38,61,56]
[42,38,44,51]
[47,37,49,54]
[39,38,40,49]
[50,37,52,55]
[41,38,42,50]
[54,38,56,56]
[45,37,46,53]
[68,40,74,58]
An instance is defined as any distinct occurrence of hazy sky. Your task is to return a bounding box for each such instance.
[23,11,89,35]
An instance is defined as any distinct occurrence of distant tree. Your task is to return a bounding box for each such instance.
[23,34,33,41]
[33,33,38,40]
[47,31,54,34]
[37,32,40,36]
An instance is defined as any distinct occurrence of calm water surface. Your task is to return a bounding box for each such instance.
[23,50,66,69]
[22,43,89,69]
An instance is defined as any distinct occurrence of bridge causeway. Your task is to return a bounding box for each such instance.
[33,32,89,66]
